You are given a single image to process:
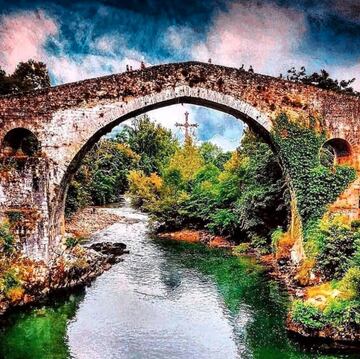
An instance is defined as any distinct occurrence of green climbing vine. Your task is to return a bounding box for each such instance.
[272,113,356,231]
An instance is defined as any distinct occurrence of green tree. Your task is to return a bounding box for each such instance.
[285,66,356,94]
[199,142,231,169]
[117,115,178,175]
[0,68,11,95]
[65,140,139,216]
[0,60,50,95]
[127,128,289,241]
[167,137,204,182]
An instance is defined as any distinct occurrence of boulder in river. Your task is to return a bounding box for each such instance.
[89,242,128,256]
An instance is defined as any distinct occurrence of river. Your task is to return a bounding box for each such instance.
[0,201,357,359]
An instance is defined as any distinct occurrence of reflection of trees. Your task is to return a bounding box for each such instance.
[0,290,85,359]
[160,265,182,292]
[152,238,312,359]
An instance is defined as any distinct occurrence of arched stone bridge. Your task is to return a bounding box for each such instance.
[0,61,359,260]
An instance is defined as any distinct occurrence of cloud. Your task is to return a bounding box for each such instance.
[148,104,197,137]
[330,61,360,91]
[0,10,58,72]
[0,9,148,83]
[191,2,308,76]
[48,51,144,84]
[205,133,240,151]
[163,26,197,57]
[331,0,360,23]
[45,20,148,83]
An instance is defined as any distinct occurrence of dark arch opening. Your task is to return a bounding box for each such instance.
[1,128,40,157]
[320,138,352,167]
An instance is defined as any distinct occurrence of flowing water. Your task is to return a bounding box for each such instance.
[0,201,357,359]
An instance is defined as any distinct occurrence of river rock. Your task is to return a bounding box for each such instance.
[89,242,128,256]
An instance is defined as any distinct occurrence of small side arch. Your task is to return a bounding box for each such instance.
[320,138,352,167]
[1,128,40,157]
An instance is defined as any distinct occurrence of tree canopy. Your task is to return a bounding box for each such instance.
[284,66,356,94]
[0,60,50,95]
[116,115,178,175]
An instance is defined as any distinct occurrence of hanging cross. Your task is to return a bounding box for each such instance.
[175,111,198,141]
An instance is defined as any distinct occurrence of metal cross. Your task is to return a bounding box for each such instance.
[175,111,198,141]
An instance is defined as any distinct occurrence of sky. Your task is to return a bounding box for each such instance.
[0,0,359,150]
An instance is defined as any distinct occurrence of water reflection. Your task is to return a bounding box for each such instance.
[0,291,84,359]
[0,203,358,359]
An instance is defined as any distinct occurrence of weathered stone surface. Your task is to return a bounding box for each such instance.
[0,61,359,260]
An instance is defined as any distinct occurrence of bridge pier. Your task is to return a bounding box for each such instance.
[0,156,52,260]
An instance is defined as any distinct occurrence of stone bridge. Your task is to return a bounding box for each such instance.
[0,61,359,261]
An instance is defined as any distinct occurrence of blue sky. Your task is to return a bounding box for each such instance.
[0,0,359,150]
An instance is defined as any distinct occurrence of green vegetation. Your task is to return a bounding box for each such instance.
[65,140,140,215]
[116,116,179,175]
[291,300,325,330]
[0,60,50,95]
[0,222,15,254]
[290,217,360,334]
[272,113,356,228]
[284,66,357,95]
[272,113,359,334]
[128,130,289,245]
[316,220,360,280]
[66,114,289,247]
[65,115,178,217]
[0,222,25,302]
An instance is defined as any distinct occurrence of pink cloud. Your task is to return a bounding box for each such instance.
[48,54,144,84]
[0,10,58,72]
[0,10,147,84]
[192,2,307,76]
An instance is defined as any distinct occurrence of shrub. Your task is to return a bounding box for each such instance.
[295,258,316,286]
[341,267,360,298]
[303,219,325,259]
[351,238,360,268]
[208,208,238,236]
[251,235,270,255]
[232,243,250,255]
[0,222,14,254]
[273,231,294,261]
[351,219,360,230]
[5,286,24,302]
[271,227,284,252]
[1,268,21,294]
[323,299,360,329]
[291,300,325,330]
[6,211,22,224]
[317,222,359,280]
[65,237,80,249]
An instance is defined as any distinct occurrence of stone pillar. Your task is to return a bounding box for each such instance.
[0,156,51,260]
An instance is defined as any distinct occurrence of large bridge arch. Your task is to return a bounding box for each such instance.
[49,86,278,258]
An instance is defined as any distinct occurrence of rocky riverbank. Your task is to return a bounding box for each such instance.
[158,229,234,248]
[0,207,128,317]
[66,206,125,238]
